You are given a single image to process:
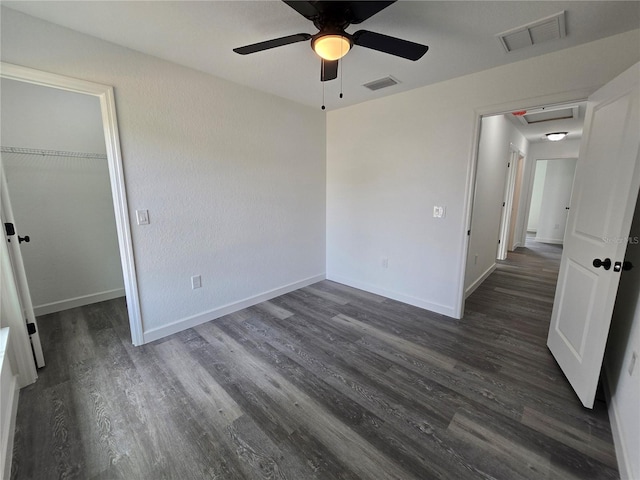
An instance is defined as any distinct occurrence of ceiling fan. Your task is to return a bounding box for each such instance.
[233,1,429,82]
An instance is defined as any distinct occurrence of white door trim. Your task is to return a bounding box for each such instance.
[0,62,144,345]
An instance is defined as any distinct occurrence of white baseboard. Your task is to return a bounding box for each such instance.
[326,274,456,318]
[511,241,522,250]
[33,288,126,316]
[603,364,633,480]
[534,236,564,245]
[142,274,326,343]
[465,263,497,299]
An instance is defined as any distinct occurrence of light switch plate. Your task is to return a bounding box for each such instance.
[136,209,150,225]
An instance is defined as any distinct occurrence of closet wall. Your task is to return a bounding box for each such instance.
[1,78,124,315]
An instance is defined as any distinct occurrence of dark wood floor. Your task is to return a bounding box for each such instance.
[11,240,618,479]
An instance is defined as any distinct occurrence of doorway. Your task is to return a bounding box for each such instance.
[2,79,126,322]
[463,101,585,299]
[0,63,143,380]
[525,158,577,246]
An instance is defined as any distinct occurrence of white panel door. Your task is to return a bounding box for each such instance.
[1,159,45,368]
[547,63,640,408]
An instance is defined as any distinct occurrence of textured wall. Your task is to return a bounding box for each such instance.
[1,7,326,337]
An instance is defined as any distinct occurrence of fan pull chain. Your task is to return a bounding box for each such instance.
[340,61,343,99]
[320,60,326,110]
[339,43,344,99]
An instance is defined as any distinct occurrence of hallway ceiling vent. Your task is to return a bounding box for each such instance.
[363,76,399,91]
[497,11,566,53]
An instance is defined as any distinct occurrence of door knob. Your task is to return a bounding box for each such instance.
[18,235,30,244]
[593,258,612,270]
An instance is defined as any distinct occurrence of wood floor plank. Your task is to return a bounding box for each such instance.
[214,314,485,480]
[11,238,619,480]
[194,321,422,480]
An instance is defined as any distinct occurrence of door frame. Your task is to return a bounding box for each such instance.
[1,62,144,345]
[456,90,592,318]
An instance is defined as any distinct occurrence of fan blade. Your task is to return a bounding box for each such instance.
[348,1,396,24]
[321,59,338,82]
[282,1,320,20]
[353,30,428,61]
[233,33,311,55]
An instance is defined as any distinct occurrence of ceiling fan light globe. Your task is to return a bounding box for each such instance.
[313,35,351,61]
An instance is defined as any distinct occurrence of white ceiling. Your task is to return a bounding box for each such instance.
[4,1,639,111]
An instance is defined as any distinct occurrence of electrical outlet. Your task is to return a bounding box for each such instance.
[474,254,478,265]
[433,206,446,218]
[191,275,202,289]
[381,257,389,268]
[629,351,637,376]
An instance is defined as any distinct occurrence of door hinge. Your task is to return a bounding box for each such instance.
[26,323,36,335]
[498,239,501,244]
[508,162,511,167]
[467,230,471,236]
[502,202,506,207]
[4,222,15,236]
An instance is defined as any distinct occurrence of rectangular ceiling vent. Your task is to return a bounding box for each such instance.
[514,104,579,126]
[363,76,399,91]
[498,11,566,53]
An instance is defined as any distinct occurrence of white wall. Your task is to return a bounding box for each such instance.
[1,7,326,340]
[605,192,640,480]
[328,30,639,317]
[535,158,577,244]
[527,160,548,233]
[1,78,106,152]
[527,160,548,232]
[464,115,527,294]
[1,78,125,314]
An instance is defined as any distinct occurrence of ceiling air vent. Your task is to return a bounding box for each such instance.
[498,11,566,53]
[363,76,399,91]
[514,104,579,126]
